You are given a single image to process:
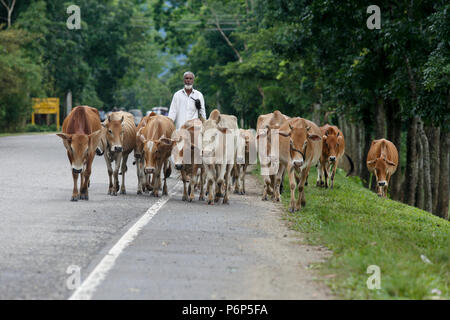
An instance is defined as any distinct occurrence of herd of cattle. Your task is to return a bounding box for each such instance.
[57,105,399,212]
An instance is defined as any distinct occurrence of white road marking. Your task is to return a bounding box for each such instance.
[69,181,181,300]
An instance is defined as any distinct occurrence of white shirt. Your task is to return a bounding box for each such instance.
[168,88,206,129]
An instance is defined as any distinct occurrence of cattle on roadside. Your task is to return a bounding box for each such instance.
[256,110,290,200]
[366,139,398,197]
[99,111,136,196]
[317,124,354,188]
[139,115,176,197]
[201,109,238,205]
[232,129,256,195]
[276,117,322,212]
[171,118,205,202]
[56,106,103,201]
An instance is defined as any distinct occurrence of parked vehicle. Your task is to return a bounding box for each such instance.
[129,109,143,126]
[151,106,168,116]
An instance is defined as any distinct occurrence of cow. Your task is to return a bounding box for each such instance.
[256,110,290,200]
[232,129,256,195]
[56,106,103,201]
[135,112,157,194]
[171,118,205,202]
[366,138,398,197]
[276,117,322,212]
[317,124,354,188]
[139,115,176,197]
[201,109,238,205]
[99,111,136,196]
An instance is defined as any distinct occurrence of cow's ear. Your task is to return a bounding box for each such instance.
[215,115,221,124]
[88,130,103,152]
[56,133,70,141]
[108,115,111,122]
[322,135,327,141]
[101,122,106,128]
[307,134,321,141]
[386,159,396,166]
[218,126,227,134]
[141,118,147,127]
[120,116,124,123]
[367,159,376,166]
[337,131,340,137]
[140,134,146,144]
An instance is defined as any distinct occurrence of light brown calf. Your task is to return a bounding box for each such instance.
[100,111,136,195]
[232,129,256,195]
[317,124,345,189]
[277,118,322,212]
[171,118,205,202]
[57,106,102,201]
[367,139,398,197]
[139,115,176,197]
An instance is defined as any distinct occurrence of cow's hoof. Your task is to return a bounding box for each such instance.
[301,200,306,207]
[120,190,126,195]
[80,194,89,200]
[199,196,205,201]
[71,195,79,202]
[289,207,295,213]
[207,200,213,205]
[234,190,239,194]
[188,198,193,203]
[273,197,280,202]
[262,196,267,201]
[223,199,229,205]
[216,192,223,198]
[137,190,142,195]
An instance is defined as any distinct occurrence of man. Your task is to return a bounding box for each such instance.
[168,71,206,129]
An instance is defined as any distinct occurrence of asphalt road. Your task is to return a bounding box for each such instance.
[0,133,332,300]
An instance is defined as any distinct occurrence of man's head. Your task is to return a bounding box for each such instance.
[183,71,195,90]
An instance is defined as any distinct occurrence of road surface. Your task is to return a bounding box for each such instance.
[0,133,332,299]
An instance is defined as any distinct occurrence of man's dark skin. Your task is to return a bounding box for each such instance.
[184,73,201,110]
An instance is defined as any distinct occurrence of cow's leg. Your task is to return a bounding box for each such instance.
[71,171,80,201]
[296,167,309,211]
[273,164,285,202]
[120,152,129,195]
[152,166,162,197]
[162,160,169,196]
[105,154,114,195]
[111,154,121,196]
[80,153,95,200]
[223,164,232,204]
[234,165,240,194]
[323,162,329,188]
[199,166,205,201]
[181,170,188,201]
[316,161,323,187]
[330,159,338,189]
[287,163,297,212]
[206,165,215,205]
[188,167,196,202]
[240,164,247,194]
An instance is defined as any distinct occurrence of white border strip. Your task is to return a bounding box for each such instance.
[69,181,180,300]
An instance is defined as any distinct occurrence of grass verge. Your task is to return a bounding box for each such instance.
[255,165,449,299]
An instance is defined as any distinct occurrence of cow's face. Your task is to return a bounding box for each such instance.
[57,130,102,173]
[171,130,189,170]
[280,126,321,169]
[322,133,342,162]
[201,121,226,164]
[141,136,175,174]
[236,131,248,164]
[367,157,396,187]
[104,115,124,153]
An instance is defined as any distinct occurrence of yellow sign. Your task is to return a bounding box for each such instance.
[31,98,60,131]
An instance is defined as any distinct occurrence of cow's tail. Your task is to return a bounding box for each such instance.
[345,153,354,177]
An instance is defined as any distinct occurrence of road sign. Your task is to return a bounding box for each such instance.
[31,98,60,131]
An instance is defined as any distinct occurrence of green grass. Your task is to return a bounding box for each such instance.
[255,165,449,299]
[0,131,58,137]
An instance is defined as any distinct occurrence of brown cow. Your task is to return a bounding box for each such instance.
[100,111,136,195]
[366,139,398,197]
[232,129,256,195]
[171,118,205,202]
[57,106,103,201]
[317,124,346,189]
[139,115,176,197]
[276,118,322,212]
[256,110,289,200]
[135,112,157,194]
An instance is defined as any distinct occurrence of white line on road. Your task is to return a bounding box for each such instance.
[69,181,181,300]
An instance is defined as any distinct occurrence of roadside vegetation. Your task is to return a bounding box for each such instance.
[274,167,449,299]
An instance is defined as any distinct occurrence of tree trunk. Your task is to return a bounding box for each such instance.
[362,126,373,188]
[404,117,419,206]
[375,98,386,139]
[436,131,449,220]
[312,103,321,125]
[386,99,402,200]
[415,122,424,209]
[425,126,440,213]
[418,124,433,213]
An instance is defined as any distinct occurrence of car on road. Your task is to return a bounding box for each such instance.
[149,106,168,116]
[129,109,143,126]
